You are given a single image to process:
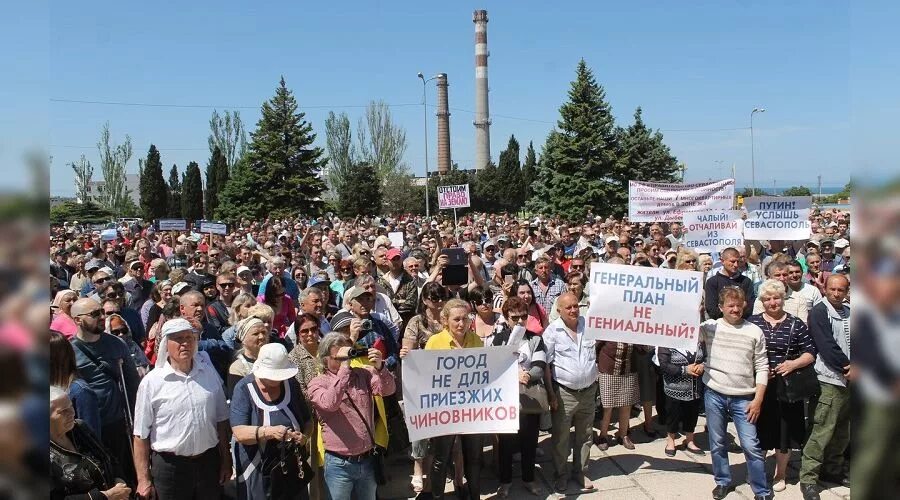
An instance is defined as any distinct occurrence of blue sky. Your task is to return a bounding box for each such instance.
[5,1,895,196]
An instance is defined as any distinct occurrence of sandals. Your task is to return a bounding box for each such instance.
[411,475,424,493]
[665,445,677,457]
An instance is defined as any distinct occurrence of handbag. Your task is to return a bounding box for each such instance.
[256,409,314,489]
[518,336,550,414]
[344,391,387,485]
[776,318,821,403]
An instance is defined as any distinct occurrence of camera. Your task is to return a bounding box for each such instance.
[360,319,373,331]
[346,347,369,358]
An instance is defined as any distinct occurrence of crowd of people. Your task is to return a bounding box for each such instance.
[48,208,855,500]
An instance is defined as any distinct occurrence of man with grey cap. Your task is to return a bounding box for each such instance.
[331,286,400,371]
[133,318,231,500]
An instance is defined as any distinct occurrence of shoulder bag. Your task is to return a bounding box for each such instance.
[776,318,821,403]
[519,336,549,414]
[344,390,387,485]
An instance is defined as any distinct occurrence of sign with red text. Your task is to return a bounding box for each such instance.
[629,179,735,222]
[437,184,471,209]
[743,196,812,240]
[585,263,703,351]
[682,210,744,253]
[402,346,519,441]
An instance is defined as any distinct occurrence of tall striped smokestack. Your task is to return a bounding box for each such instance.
[435,73,451,175]
[473,9,491,170]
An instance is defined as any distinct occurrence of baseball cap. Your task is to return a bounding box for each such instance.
[605,236,619,244]
[386,248,402,260]
[172,282,192,295]
[482,239,497,250]
[236,265,251,276]
[497,234,510,242]
[834,238,850,249]
[344,286,374,304]
[85,259,102,272]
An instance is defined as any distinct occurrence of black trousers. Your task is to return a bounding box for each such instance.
[101,418,136,487]
[497,413,540,484]
[665,396,701,435]
[430,434,481,500]
[151,446,221,500]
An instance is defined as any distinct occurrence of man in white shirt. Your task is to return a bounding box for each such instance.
[785,259,823,313]
[132,318,231,500]
[543,293,599,494]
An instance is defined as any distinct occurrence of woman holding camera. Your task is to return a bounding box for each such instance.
[231,343,314,500]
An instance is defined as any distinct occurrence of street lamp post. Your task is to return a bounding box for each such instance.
[418,72,439,218]
[750,107,765,196]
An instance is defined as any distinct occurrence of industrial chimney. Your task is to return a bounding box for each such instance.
[435,73,451,175]
[473,9,491,170]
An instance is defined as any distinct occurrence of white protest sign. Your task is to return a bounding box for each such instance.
[199,221,228,235]
[585,263,703,351]
[682,210,744,253]
[388,231,405,249]
[629,179,735,222]
[157,219,187,231]
[743,196,812,240]
[437,184,471,209]
[402,346,519,441]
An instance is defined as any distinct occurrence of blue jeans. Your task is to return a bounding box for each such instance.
[323,453,377,500]
[704,388,771,497]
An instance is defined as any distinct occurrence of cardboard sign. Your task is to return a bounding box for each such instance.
[437,184,471,209]
[402,346,520,441]
[157,219,187,231]
[682,210,744,253]
[585,263,703,351]
[743,196,812,240]
[388,231,405,249]
[199,221,228,235]
[629,179,735,222]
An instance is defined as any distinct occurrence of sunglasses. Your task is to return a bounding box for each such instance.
[110,328,129,336]
[507,313,528,322]
[218,282,236,288]
[426,296,448,303]
[93,277,110,285]
[684,259,697,263]
[77,310,104,319]
[471,298,492,307]
[104,292,119,299]
[298,326,320,335]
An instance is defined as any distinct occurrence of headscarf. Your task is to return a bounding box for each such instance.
[155,318,199,369]
[104,313,132,338]
[51,290,77,314]
[235,317,264,344]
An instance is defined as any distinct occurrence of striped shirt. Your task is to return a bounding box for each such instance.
[748,313,817,369]
[699,318,769,396]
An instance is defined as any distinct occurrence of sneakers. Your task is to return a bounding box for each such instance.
[496,484,510,498]
[772,478,786,492]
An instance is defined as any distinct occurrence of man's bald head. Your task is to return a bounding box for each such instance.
[70,298,101,317]
[556,292,582,325]
[826,273,850,288]
[824,273,850,307]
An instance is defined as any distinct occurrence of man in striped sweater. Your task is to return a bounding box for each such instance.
[700,286,772,500]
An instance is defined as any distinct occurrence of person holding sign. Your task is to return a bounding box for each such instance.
[543,293,598,494]
[699,287,771,500]
[421,299,484,500]
[491,297,548,497]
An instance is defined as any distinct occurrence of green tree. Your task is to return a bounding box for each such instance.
[739,187,772,197]
[324,111,356,197]
[496,135,525,212]
[356,100,407,181]
[221,77,327,219]
[208,110,247,172]
[96,122,134,214]
[204,146,229,218]
[521,141,537,202]
[70,154,93,204]
[181,161,204,221]
[472,162,503,212]
[337,161,381,218]
[50,200,113,225]
[382,167,424,215]
[167,164,181,218]
[526,60,622,219]
[619,107,680,183]
[783,185,813,196]
[215,159,265,221]
[139,145,169,220]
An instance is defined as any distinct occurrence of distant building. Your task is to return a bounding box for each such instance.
[85,174,141,205]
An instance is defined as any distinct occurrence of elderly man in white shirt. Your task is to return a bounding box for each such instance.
[543,292,599,494]
[132,318,231,500]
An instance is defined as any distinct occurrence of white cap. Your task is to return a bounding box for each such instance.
[834,238,850,249]
[236,265,251,276]
[605,236,619,244]
[161,318,195,337]
[172,282,192,295]
[252,343,299,381]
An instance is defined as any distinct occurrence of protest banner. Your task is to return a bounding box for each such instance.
[682,210,744,253]
[585,263,703,351]
[743,196,812,240]
[199,220,228,235]
[437,184,471,209]
[157,219,187,231]
[628,179,735,222]
[402,345,519,442]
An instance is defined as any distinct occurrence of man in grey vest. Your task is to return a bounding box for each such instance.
[799,274,852,500]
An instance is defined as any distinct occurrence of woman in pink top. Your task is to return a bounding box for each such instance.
[50,290,79,339]
[259,275,296,340]
[511,280,548,334]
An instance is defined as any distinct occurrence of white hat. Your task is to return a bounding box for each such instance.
[605,235,619,244]
[236,265,251,276]
[172,282,192,295]
[252,343,298,381]
[834,238,850,249]
[161,317,195,337]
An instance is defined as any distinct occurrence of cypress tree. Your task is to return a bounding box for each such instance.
[472,162,503,212]
[225,76,327,219]
[216,158,265,221]
[181,161,204,221]
[337,161,381,218]
[204,146,229,218]
[526,59,622,219]
[496,135,524,212]
[167,164,182,218]
[139,145,169,220]
[521,141,537,202]
[619,107,680,183]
